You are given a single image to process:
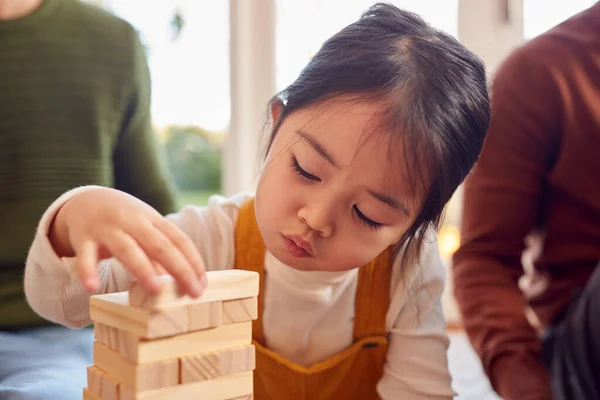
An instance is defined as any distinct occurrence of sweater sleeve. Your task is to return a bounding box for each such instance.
[378,233,455,400]
[111,24,179,216]
[23,186,131,328]
[451,41,561,400]
[23,187,250,329]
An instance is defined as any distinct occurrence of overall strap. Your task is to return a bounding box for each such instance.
[234,198,267,344]
[353,247,393,340]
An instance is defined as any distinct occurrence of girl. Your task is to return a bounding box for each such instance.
[25,4,489,399]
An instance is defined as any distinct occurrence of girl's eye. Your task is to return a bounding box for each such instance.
[353,205,382,230]
[291,157,321,182]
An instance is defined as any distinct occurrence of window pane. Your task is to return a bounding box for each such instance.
[107,0,230,203]
[524,0,597,39]
[276,0,458,91]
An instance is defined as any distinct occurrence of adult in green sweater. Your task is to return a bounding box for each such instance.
[0,0,178,398]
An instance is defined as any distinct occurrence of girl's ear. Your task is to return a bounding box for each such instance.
[270,99,284,124]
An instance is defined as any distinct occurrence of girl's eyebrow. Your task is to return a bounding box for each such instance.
[296,130,339,168]
[368,189,409,216]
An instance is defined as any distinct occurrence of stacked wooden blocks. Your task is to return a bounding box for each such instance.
[83,270,259,400]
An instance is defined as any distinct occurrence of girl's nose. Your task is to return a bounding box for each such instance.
[297,203,333,238]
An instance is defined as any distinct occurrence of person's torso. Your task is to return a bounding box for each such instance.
[0,0,136,327]
[525,5,600,322]
[234,199,391,400]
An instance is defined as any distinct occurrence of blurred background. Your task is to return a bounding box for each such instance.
[84,1,597,398]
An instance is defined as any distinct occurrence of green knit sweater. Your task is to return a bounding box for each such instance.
[0,0,179,329]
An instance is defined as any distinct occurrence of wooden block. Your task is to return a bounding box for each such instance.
[120,371,253,400]
[180,345,255,383]
[102,372,120,400]
[129,270,259,310]
[87,366,120,400]
[94,323,110,343]
[83,388,102,400]
[188,301,223,331]
[227,395,254,400]
[223,297,257,324]
[87,366,103,395]
[121,321,252,363]
[94,341,179,392]
[94,323,138,360]
[90,292,188,339]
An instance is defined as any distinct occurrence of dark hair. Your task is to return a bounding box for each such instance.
[264,3,490,266]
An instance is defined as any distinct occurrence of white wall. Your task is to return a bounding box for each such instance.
[459,0,524,75]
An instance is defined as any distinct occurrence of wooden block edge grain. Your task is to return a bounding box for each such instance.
[222,297,258,324]
[86,365,120,400]
[83,387,102,400]
[93,341,179,392]
[129,270,259,310]
[187,300,223,331]
[102,369,120,400]
[134,321,252,363]
[94,323,140,360]
[90,292,189,339]
[180,344,256,383]
[86,366,103,396]
[120,371,253,400]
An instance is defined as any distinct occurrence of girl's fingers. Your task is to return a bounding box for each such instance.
[102,230,162,294]
[75,239,100,292]
[133,223,203,298]
[153,217,207,281]
[152,261,168,275]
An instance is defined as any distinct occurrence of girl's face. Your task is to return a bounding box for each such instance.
[255,97,417,272]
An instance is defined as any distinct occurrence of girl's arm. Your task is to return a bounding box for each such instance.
[24,187,251,328]
[378,233,455,400]
[24,186,129,328]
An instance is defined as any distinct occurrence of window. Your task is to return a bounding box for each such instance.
[276,0,459,91]
[106,0,230,205]
[524,0,597,39]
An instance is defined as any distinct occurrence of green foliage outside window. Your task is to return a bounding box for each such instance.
[161,125,223,194]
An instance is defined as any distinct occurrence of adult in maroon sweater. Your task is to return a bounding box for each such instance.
[453,3,600,400]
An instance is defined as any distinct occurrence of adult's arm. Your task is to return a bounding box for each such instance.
[452,41,561,400]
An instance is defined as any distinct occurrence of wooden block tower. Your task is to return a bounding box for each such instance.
[83,269,259,400]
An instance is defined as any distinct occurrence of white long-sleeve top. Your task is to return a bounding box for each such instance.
[24,187,455,399]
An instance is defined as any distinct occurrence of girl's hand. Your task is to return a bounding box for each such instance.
[49,187,206,297]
